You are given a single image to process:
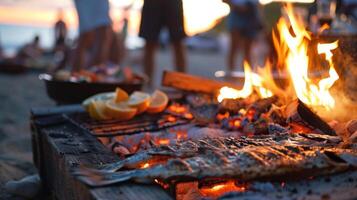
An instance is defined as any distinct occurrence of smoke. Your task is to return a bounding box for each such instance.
[315,45,357,122]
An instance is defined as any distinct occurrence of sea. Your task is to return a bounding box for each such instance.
[0,23,78,56]
[0,23,144,57]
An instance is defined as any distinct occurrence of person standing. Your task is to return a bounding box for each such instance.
[223,0,262,72]
[54,9,67,52]
[72,0,113,71]
[139,0,187,86]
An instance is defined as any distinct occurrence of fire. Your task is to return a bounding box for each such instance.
[199,180,247,197]
[276,4,339,110]
[217,62,273,102]
[219,4,340,111]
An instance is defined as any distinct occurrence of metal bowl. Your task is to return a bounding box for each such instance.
[39,73,147,105]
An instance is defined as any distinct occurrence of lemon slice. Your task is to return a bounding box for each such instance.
[147,90,169,113]
[82,92,115,110]
[88,100,111,120]
[104,100,137,120]
[114,87,129,103]
[127,91,151,114]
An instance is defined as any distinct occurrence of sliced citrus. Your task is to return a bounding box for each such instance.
[104,100,137,121]
[147,90,169,113]
[82,92,115,110]
[127,91,151,114]
[88,100,111,120]
[114,87,129,103]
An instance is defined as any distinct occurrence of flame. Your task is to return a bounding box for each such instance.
[276,4,339,110]
[199,180,247,197]
[218,62,273,102]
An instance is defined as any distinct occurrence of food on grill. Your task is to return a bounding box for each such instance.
[82,92,115,110]
[73,134,356,187]
[82,88,169,120]
[87,100,110,120]
[92,133,342,172]
[127,91,151,114]
[147,90,169,114]
[104,100,137,121]
[114,87,129,103]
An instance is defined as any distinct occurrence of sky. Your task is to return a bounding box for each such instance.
[0,0,231,36]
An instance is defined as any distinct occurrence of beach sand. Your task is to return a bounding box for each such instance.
[0,50,227,199]
[0,72,53,199]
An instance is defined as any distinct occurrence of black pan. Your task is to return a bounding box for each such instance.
[39,73,146,105]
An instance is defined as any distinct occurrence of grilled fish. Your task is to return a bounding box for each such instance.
[94,133,341,172]
[73,138,354,187]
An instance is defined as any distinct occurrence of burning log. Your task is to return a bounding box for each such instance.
[218,99,247,114]
[285,100,336,135]
[248,96,279,120]
[162,71,240,95]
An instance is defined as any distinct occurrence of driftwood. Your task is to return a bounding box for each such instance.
[162,71,241,94]
[285,100,336,135]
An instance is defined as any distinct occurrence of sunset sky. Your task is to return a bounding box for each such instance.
[0,0,230,36]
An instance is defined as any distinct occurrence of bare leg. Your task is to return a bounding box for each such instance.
[227,30,239,72]
[72,32,92,72]
[88,26,112,67]
[144,41,157,86]
[171,40,186,73]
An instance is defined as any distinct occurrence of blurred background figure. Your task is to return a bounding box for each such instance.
[16,35,43,62]
[139,0,187,86]
[0,36,3,61]
[72,0,113,72]
[53,9,68,70]
[54,9,67,53]
[223,0,263,72]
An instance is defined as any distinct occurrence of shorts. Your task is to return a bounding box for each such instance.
[139,0,186,42]
[74,0,112,34]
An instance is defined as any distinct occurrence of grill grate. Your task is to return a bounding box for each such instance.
[64,112,191,137]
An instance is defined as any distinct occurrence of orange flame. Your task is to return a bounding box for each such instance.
[217,62,273,102]
[277,4,339,110]
[199,180,247,197]
[219,4,340,111]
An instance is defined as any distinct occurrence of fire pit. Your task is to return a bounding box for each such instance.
[31,84,357,199]
[30,4,357,200]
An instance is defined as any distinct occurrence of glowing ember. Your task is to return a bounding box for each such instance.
[275,4,339,110]
[199,180,247,197]
[140,163,150,169]
[158,139,170,145]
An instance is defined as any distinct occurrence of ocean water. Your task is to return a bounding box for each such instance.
[0,23,144,57]
[0,23,77,56]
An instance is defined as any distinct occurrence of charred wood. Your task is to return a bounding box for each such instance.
[285,100,336,135]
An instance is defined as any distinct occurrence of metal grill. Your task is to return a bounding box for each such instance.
[64,112,191,137]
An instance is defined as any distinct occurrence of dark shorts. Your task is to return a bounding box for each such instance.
[139,0,186,42]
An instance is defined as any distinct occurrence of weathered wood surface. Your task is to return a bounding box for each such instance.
[31,105,172,200]
[162,70,241,94]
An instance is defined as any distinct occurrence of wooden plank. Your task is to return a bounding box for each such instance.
[32,112,172,200]
[161,70,241,94]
